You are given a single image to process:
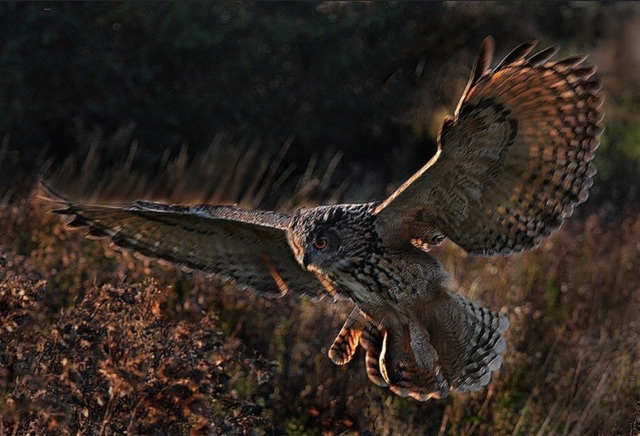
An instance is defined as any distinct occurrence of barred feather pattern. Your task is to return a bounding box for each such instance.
[375,37,604,256]
[359,323,388,387]
[48,196,338,301]
[328,307,365,365]
[45,37,602,404]
[428,291,509,392]
[353,290,508,400]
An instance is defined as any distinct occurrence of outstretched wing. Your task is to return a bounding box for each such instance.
[47,189,337,300]
[375,37,604,255]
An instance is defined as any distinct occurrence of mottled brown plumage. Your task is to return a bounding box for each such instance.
[47,37,603,401]
[375,38,602,257]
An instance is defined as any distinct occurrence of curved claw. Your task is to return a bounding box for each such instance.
[360,323,388,388]
[360,322,450,401]
[379,323,410,384]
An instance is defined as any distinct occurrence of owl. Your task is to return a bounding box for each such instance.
[47,37,603,401]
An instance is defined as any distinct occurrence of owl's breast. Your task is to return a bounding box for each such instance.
[332,272,380,306]
[328,267,408,324]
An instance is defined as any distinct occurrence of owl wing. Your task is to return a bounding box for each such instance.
[374,37,604,255]
[47,189,339,301]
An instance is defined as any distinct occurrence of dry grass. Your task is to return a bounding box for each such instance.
[1,140,639,434]
[41,129,348,210]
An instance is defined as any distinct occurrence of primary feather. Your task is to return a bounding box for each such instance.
[48,191,336,300]
[375,37,603,256]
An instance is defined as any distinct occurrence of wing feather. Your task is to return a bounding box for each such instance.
[45,187,337,300]
[375,37,603,255]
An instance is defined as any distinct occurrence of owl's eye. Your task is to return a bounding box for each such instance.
[313,238,328,250]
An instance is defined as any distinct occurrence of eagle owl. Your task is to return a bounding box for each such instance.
[48,37,603,401]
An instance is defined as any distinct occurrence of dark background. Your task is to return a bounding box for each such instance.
[1,2,639,208]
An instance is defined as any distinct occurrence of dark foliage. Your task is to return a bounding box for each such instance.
[2,2,638,204]
[0,274,281,435]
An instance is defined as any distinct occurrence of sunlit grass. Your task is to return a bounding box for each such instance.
[0,137,639,434]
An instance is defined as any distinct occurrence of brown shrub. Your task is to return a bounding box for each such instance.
[0,272,279,435]
[1,194,639,435]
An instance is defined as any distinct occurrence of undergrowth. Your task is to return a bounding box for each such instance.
[0,139,638,434]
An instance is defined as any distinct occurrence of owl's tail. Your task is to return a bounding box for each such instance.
[426,291,510,393]
[359,290,509,401]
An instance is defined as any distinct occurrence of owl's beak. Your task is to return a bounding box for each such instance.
[302,252,311,269]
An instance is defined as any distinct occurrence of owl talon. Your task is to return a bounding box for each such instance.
[381,352,409,384]
[380,326,411,384]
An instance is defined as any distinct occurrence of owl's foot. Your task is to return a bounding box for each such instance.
[360,322,388,387]
[388,361,450,401]
[360,322,449,400]
[379,323,410,384]
[377,321,439,383]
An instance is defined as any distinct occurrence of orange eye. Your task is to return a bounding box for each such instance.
[314,238,328,250]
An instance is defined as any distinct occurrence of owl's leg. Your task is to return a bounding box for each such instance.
[379,320,439,383]
[328,307,365,365]
[387,360,450,401]
[359,322,388,388]
[379,321,410,384]
[360,322,450,400]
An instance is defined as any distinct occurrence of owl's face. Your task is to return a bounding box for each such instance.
[287,204,376,275]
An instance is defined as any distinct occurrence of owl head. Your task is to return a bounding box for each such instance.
[287,204,378,275]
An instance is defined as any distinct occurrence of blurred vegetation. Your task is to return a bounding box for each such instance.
[1,2,639,205]
[1,180,638,434]
[1,1,640,435]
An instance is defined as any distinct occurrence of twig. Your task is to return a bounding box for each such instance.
[512,323,567,436]
[99,393,116,436]
[463,386,496,436]
[127,395,148,435]
[438,403,451,436]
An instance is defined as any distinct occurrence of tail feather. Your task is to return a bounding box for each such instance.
[356,291,508,400]
[428,291,509,392]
